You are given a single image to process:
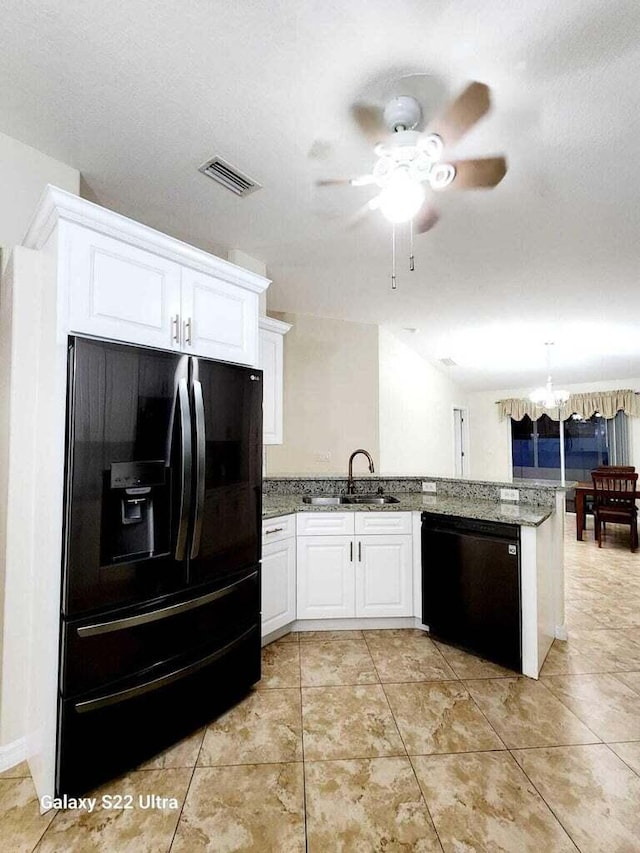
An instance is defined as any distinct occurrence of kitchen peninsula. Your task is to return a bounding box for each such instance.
[260,475,566,680]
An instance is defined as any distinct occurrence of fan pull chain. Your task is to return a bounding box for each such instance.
[409,220,415,271]
[391,225,397,290]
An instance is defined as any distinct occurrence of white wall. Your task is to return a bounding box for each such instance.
[468,377,640,482]
[378,327,468,476]
[0,131,79,261]
[266,313,380,474]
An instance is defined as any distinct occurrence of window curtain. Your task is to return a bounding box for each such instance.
[498,389,640,422]
[606,411,630,464]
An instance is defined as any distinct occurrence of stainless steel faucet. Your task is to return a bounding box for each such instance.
[347,449,375,494]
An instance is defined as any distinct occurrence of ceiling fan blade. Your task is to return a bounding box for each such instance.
[414,203,440,234]
[315,178,355,187]
[346,203,373,231]
[428,81,491,148]
[448,157,508,189]
[350,102,386,143]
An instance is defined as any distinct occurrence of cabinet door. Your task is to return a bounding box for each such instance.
[259,328,283,444]
[261,538,296,637]
[66,224,182,350]
[296,536,355,619]
[356,535,413,617]
[181,268,258,365]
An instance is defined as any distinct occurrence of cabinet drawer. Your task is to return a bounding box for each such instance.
[262,514,296,544]
[354,512,412,535]
[296,512,355,536]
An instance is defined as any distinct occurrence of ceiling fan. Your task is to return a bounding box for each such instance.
[317,78,508,288]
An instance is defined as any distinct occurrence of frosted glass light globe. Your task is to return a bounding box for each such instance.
[378,170,425,224]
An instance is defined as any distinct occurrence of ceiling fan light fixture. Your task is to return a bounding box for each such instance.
[378,169,425,224]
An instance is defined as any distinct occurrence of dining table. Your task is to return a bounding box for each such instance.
[574,481,640,540]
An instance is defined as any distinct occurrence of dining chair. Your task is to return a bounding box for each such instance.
[591,471,638,552]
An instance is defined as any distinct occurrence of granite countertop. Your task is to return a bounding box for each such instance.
[262,493,553,527]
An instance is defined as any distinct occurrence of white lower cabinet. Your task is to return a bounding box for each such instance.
[295,513,414,620]
[261,515,296,637]
[296,536,355,619]
[356,535,413,617]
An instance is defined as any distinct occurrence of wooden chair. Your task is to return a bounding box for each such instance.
[583,466,636,532]
[591,471,638,552]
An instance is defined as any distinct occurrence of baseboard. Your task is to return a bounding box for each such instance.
[555,624,568,641]
[292,616,419,632]
[0,736,27,773]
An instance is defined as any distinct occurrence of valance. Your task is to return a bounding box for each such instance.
[498,389,640,422]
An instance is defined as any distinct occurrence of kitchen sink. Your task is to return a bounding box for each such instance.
[302,494,400,506]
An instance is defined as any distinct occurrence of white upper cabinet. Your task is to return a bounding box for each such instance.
[66,225,182,351]
[181,268,258,366]
[24,187,270,365]
[259,316,292,445]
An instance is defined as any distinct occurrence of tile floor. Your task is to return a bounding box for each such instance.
[2,515,640,852]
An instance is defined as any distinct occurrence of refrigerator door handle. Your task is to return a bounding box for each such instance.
[175,377,193,560]
[76,571,258,637]
[190,378,206,558]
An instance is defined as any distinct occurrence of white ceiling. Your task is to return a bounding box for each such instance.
[1,0,639,390]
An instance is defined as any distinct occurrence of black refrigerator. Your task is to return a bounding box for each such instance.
[57,337,263,795]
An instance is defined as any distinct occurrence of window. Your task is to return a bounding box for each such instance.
[511,411,629,482]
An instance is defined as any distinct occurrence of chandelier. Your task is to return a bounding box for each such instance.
[529,342,570,409]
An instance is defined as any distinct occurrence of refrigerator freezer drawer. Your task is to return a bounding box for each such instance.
[57,622,261,796]
[61,569,259,697]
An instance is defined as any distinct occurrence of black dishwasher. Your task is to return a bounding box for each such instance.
[422,513,522,672]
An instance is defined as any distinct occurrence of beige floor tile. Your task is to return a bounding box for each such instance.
[366,636,456,683]
[0,777,56,853]
[38,769,190,853]
[384,681,505,755]
[608,742,640,776]
[566,628,640,670]
[541,673,640,742]
[272,632,299,643]
[464,677,599,748]
[539,639,612,676]
[171,764,305,853]
[136,728,205,770]
[433,641,517,679]
[614,670,640,694]
[299,640,378,687]
[198,688,302,766]
[513,744,640,853]
[302,684,405,761]
[0,761,30,779]
[258,641,301,689]
[412,751,576,852]
[305,757,442,852]
[297,629,363,642]
[362,628,428,639]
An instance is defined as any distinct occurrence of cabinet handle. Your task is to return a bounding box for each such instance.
[172,314,180,343]
[265,527,284,535]
[350,541,353,562]
[358,541,362,561]
[184,317,192,346]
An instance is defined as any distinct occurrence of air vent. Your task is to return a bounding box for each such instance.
[439,357,458,367]
[198,157,262,197]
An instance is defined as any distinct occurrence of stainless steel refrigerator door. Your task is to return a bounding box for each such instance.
[187,358,262,588]
[63,338,191,617]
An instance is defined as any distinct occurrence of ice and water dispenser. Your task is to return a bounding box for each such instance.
[103,460,171,563]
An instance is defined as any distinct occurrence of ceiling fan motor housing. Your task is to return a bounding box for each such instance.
[383,95,422,132]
